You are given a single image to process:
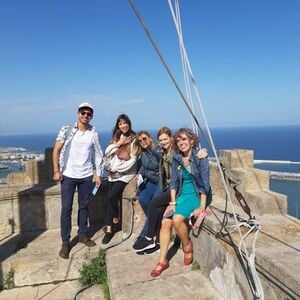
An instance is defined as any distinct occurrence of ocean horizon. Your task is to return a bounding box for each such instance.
[1,125,299,219]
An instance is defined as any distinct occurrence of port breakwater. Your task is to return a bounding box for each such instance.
[269,171,300,182]
[254,159,300,165]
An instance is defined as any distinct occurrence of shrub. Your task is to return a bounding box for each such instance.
[0,269,15,291]
[79,249,110,299]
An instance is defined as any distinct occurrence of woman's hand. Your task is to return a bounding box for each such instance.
[197,148,208,159]
[118,134,132,146]
[163,204,175,218]
[192,206,205,217]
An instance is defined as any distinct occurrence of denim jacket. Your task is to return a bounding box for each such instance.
[138,146,161,184]
[170,148,210,196]
[56,122,104,177]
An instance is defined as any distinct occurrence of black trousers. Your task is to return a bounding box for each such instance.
[146,190,170,239]
[104,180,127,227]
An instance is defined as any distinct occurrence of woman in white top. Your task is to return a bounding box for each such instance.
[102,114,140,244]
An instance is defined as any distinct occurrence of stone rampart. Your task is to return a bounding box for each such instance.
[0,148,299,299]
[194,149,299,299]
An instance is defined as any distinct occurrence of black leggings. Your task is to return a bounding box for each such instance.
[104,180,127,227]
[146,190,170,238]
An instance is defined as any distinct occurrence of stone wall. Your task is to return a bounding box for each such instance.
[0,147,106,240]
[1,148,299,299]
[192,149,299,300]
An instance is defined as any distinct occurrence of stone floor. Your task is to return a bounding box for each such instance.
[0,227,223,300]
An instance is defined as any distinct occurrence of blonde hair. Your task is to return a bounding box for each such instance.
[131,138,142,156]
[137,130,157,149]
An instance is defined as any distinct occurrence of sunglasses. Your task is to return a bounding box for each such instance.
[138,137,148,143]
[80,111,92,117]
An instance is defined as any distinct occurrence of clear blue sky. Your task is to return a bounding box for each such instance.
[0,0,299,135]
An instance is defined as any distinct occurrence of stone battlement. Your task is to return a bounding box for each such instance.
[0,148,299,300]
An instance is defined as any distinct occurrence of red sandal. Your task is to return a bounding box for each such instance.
[150,261,169,277]
[183,239,193,265]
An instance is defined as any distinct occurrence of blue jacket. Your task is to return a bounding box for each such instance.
[137,146,161,183]
[170,148,210,196]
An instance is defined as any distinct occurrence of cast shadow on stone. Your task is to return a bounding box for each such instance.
[166,236,181,262]
[0,154,57,287]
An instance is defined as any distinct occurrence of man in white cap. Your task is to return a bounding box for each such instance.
[52,102,104,259]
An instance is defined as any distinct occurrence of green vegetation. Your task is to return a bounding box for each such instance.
[0,269,15,291]
[192,260,201,271]
[79,249,110,300]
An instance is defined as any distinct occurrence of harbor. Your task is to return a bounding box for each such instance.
[0,164,11,171]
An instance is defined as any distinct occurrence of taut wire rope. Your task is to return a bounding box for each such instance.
[128,0,264,299]
[168,1,264,298]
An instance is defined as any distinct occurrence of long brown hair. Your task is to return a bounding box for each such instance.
[112,114,135,142]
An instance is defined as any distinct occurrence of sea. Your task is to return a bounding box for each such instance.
[1,125,299,219]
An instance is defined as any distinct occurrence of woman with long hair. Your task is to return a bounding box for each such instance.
[102,114,140,244]
[132,127,175,253]
[135,130,161,242]
[150,128,210,277]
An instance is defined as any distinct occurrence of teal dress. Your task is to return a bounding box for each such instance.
[174,165,200,218]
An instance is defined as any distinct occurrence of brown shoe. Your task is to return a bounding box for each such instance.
[59,243,70,259]
[79,235,96,247]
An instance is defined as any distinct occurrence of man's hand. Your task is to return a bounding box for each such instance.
[53,171,63,182]
[95,176,102,186]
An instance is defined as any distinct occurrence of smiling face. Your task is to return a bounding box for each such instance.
[118,118,130,134]
[78,108,93,125]
[176,133,193,155]
[138,134,151,150]
[158,133,173,151]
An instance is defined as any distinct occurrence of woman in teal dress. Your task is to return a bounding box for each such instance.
[151,128,210,277]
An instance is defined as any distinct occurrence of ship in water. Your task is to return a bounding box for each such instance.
[0,163,11,171]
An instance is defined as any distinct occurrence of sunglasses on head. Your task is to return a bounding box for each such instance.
[80,111,92,117]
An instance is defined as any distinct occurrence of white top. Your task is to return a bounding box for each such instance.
[63,130,94,178]
[105,142,137,183]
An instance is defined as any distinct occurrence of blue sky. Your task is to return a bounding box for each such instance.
[0,0,299,135]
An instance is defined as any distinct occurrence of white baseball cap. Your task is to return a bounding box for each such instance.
[78,102,94,113]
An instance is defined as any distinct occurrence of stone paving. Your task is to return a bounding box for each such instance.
[0,227,223,300]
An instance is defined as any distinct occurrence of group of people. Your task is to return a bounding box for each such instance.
[52,102,210,277]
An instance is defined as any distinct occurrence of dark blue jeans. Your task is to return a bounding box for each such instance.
[138,180,161,237]
[60,175,94,244]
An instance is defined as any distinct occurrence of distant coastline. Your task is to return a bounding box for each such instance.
[0,126,299,219]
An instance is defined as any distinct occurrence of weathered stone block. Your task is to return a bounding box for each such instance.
[220,149,254,168]
[0,201,15,240]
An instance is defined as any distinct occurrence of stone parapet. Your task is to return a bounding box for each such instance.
[220,149,254,168]
[0,182,105,241]
[193,210,300,300]
[7,148,54,186]
[0,148,296,299]
[211,149,287,216]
